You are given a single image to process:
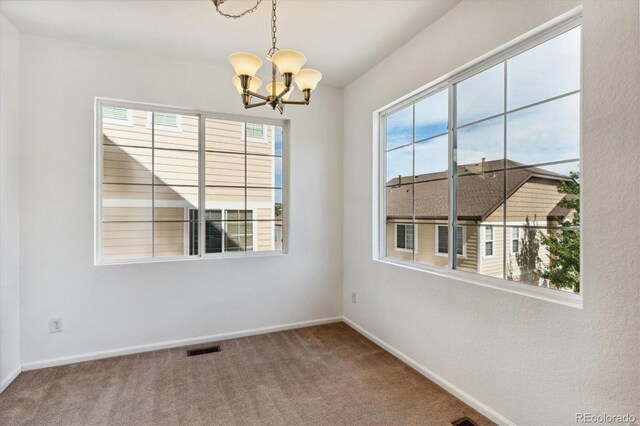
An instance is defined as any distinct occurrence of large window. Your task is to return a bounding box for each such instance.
[97,102,286,263]
[380,18,581,297]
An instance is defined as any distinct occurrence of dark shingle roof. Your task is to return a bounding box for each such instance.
[386,159,571,221]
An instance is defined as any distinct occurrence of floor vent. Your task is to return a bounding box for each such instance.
[452,417,478,426]
[187,345,221,357]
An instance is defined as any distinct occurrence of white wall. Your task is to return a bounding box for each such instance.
[18,35,343,365]
[0,13,21,390]
[343,1,639,424]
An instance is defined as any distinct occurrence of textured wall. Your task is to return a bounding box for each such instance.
[18,35,343,365]
[0,13,21,389]
[343,1,639,424]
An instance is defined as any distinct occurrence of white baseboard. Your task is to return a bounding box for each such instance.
[343,317,514,426]
[21,316,343,371]
[0,366,21,394]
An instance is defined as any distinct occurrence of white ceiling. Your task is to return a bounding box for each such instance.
[0,0,459,87]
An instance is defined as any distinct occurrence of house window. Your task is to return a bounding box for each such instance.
[512,228,520,254]
[146,112,182,132]
[380,15,581,296]
[395,224,414,251]
[484,227,494,257]
[436,225,464,256]
[241,122,268,143]
[102,106,133,126]
[97,101,286,264]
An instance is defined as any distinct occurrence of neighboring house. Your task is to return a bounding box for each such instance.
[386,159,573,284]
[102,107,278,260]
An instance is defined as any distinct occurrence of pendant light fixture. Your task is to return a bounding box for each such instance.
[212,0,322,114]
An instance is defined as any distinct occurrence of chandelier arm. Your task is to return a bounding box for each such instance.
[246,91,270,102]
[281,100,309,105]
[245,101,268,109]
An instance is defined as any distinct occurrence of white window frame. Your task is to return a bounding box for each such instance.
[394,223,416,252]
[483,226,495,259]
[95,98,289,265]
[103,106,133,126]
[435,225,466,258]
[241,122,268,143]
[145,111,183,133]
[373,7,583,309]
[511,227,520,254]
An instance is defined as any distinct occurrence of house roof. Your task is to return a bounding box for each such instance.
[386,159,571,221]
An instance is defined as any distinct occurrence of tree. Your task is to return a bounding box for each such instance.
[538,171,580,293]
[507,217,542,285]
[274,203,282,217]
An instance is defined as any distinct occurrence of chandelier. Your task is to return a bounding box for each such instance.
[212,0,322,114]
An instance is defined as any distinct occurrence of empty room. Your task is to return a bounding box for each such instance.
[0,0,638,425]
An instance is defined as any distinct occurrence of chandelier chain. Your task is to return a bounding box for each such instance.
[271,0,278,53]
[212,0,262,19]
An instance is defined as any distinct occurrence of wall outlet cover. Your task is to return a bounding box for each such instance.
[50,318,63,333]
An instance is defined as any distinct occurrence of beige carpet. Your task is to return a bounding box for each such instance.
[0,322,493,425]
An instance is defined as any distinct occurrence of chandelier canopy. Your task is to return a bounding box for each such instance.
[212,0,322,114]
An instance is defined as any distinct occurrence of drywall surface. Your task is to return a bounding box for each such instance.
[343,1,639,424]
[18,35,343,364]
[0,13,21,389]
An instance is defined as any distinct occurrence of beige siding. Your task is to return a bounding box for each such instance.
[486,180,565,223]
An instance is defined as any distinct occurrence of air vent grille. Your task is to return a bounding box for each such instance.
[187,345,221,357]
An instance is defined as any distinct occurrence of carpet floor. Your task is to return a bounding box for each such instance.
[0,322,493,425]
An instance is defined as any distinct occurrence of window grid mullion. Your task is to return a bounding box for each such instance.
[503,61,508,280]
[448,83,457,271]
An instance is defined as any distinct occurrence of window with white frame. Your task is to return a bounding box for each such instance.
[146,111,182,132]
[395,224,415,251]
[484,226,494,257]
[380,16,581,295]
[242,122,267,143]
[436,225,464,256]
[103,106,133,126]
[512,227,520,254]
[97,101,285,264]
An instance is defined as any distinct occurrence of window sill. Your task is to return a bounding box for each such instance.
[96,250,286,266]
[375,257,583,309]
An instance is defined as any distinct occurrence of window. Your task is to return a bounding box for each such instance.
[395,224,415,251]
[484,227,494,257]
[242,122,267,142]
[512,227,520,254]
[380,16,581,297]
[103,106,133,126]
[436,225,464,256]
[146,112,182,132]
[97,101,286,263]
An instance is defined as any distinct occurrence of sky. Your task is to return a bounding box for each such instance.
[385,26,581,182]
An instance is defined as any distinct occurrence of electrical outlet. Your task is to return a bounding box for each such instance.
[50,318,63,333]
[351,292,357,304]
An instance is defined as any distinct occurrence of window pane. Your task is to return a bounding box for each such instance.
[537,227,580,293]
[457,116,504,166]
[470,225,504,278]
[386,184,413,220]
[102,108,148,148]
[206,186,245,207]
[254,220,282,252]
[414,222,447,269]
[437,226,448,253]
[274,125,283,157]
[246,155,281,188]
[385,220,414,261]
[102,222,152,261]
[415,89,448,141]
[206,152,245,187]
[455,224,478,273]
[415,134,448,176]
[246,123,264,139]
[154,221,190,258]
[505,163,579,224]
[102,185,152,221]
[506,226,544,285]
[507,93,579,166]
[103,145,152,185]
[386,144,413,186]
[456,168,504,224]
[152,113,198,150]
[153,149,198,186]
[386,105,413,150]
[507,27,580,110]
[456,63,504,126]
[205,118,245,153]
[246,188,281,220]
[247,124,276,155]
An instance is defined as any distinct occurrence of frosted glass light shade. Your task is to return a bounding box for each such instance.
[232,75,262,94]
[266,82,292,101]
[271,49,306,75]
[228,52,263,77]
[294,69,322,91]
